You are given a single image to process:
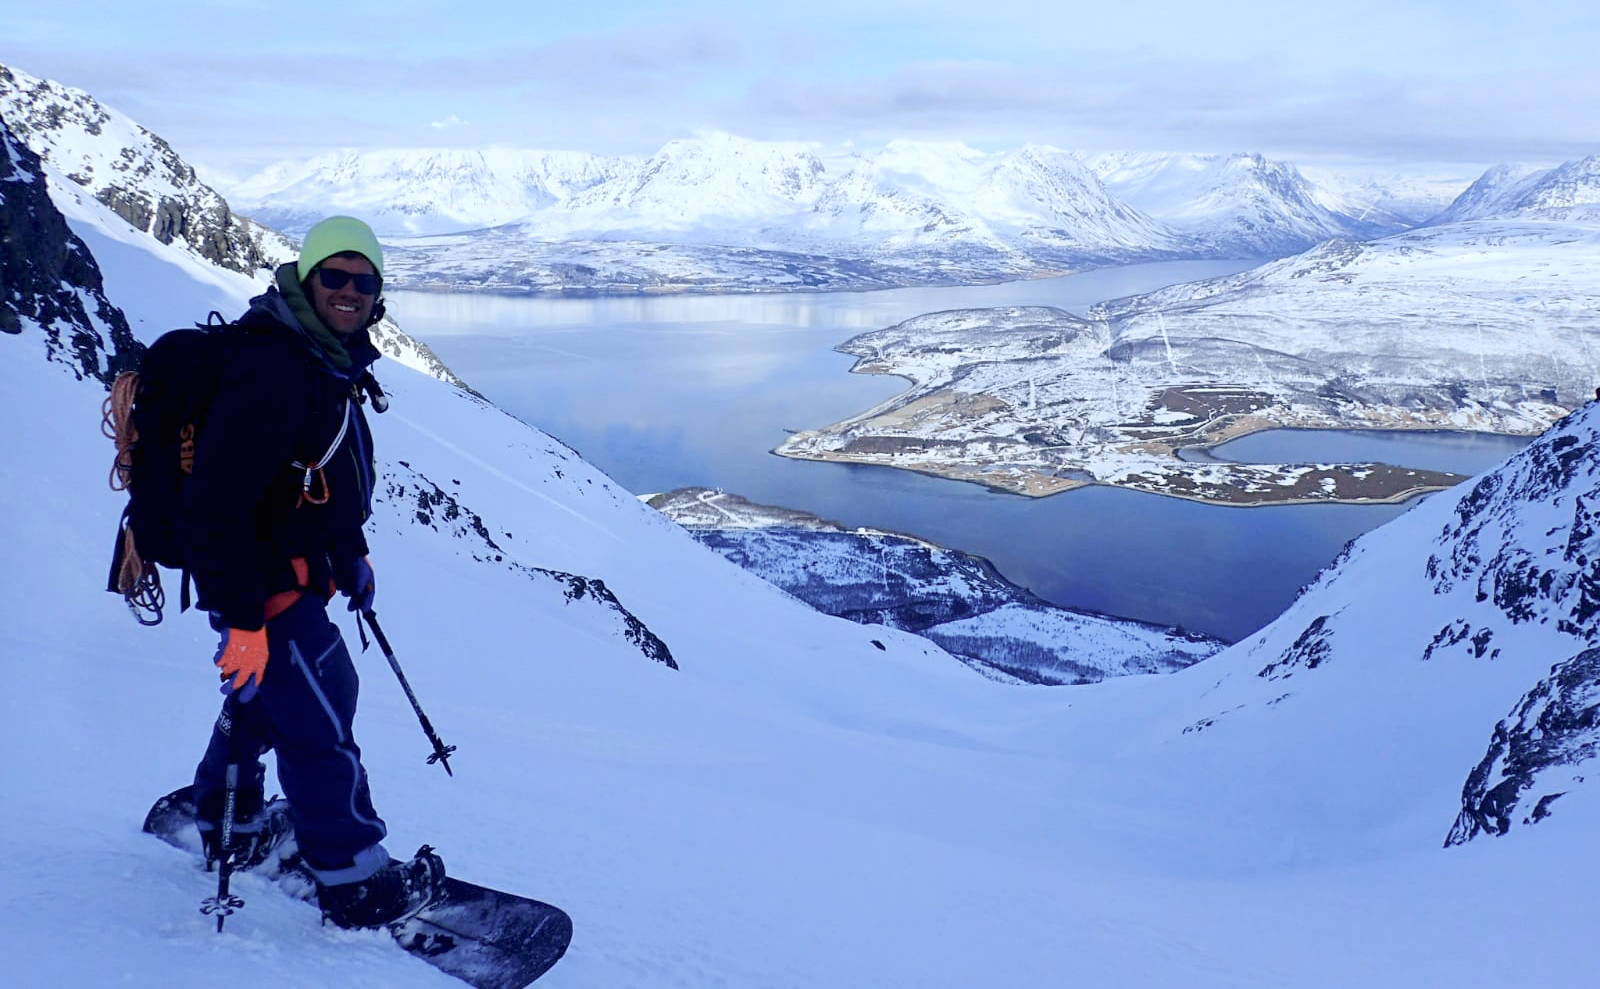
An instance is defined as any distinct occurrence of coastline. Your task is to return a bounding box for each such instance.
[770,314,1554,507]
[773,440,1465,507]
[772,374,1530,507]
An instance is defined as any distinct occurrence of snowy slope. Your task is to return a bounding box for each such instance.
[1085,150,1409,256]
[807,141,1187,261]
[1296,160,1478,225]
[5,100,1600,989]
[1433,155,1600,224]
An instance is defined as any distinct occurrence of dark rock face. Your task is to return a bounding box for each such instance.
[1257,614,1334,680]
[0,118,138,384]
[1427,427,1600,653]
[1423,407,1600,843]
[0,63,290,275]
[1446,647,1600,844]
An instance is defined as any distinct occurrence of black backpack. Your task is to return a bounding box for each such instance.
[104,314,250,624]
[104,314,390,625]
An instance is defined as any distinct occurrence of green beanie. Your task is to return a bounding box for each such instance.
[297,215,384,282]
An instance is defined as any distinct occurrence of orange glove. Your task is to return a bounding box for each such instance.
[214,627,269,703]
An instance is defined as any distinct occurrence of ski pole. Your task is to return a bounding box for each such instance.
[200,763,246,931]
[363,610,457,776]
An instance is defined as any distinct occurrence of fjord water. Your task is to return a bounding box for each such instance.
[393,262,1530,642]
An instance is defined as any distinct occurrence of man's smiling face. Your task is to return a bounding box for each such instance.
[309,254,378,335]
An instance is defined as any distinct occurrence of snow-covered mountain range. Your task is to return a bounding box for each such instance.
[1083,150,1410,256]
[10,59,1558,301]
[251,136,1446,294]
[5,83,1600,987]
[307,136,1213,291]
[230,139,1444,264]
[219,134,1531,295]
[269,139,1437,293]
[1432,156,1600,224]
[224,147,634,237]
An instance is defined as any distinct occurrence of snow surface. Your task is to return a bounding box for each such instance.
[5,117,1600,989]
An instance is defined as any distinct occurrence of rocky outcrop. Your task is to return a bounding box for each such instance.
[0,62,294,275]
[0,118,138,383]
[1427,410,1600,842]
[1447,647,1600,844]
[1256,614,1336,680]
[1427,431,1600,647]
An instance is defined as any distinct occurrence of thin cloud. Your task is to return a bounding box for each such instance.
[8,2,1600,170]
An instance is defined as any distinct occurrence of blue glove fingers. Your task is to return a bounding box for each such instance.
[344,557,376,612]
[217,672,260,703]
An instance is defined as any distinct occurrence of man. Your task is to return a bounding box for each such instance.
[181,216,444,928]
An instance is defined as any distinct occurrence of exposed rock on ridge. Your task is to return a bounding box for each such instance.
[0,117,137,383]
[0,62,294,275]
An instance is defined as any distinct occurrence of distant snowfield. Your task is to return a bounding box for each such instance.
[5,132,1600,989]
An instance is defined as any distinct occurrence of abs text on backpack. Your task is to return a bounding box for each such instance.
[103,314,250,625]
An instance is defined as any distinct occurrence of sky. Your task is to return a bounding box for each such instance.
[7,0,1600,177]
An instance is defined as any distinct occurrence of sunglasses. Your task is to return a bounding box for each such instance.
[314,267,382,295]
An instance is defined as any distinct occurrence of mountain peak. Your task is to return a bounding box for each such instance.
[1083,149,1409,255]
[0,61,292,274]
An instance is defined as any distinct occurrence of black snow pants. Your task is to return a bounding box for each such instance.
[193,593,390,884]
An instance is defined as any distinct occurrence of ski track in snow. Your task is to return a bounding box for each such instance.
[391,408,624,543]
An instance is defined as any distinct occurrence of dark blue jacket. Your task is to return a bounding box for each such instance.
[177,282,380,631]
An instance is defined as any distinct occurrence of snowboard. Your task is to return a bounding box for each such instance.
[143,785,572,989]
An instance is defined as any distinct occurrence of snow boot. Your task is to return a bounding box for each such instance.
[196,787,291,872]
[317,845,446,929]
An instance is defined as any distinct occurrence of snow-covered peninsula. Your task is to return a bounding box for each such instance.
[777,216,1600,505]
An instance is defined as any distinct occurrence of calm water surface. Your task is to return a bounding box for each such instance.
[391,262,1531,642]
